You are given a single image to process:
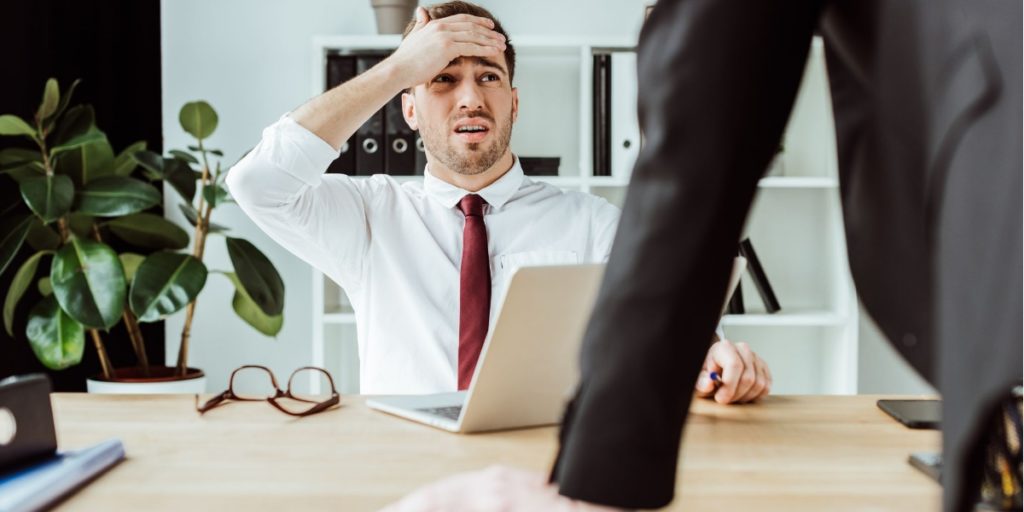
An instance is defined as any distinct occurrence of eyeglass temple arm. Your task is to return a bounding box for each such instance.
[196,391,231,414]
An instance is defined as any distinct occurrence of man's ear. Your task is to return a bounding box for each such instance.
[511,87,519,124]
[402,91,418,131]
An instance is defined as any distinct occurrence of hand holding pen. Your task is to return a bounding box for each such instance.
[695,338,772,404]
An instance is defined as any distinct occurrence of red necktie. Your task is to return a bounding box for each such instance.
[457,194,490,390]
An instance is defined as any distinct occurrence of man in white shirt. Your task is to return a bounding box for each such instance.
[226,1,771,402]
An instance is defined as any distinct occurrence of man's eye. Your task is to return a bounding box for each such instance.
[481,74,499,83]
[433,75,454,83]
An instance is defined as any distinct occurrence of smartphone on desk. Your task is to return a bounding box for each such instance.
[0,374,57,471]
[877,399,941,429]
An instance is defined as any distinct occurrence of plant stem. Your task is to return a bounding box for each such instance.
[89,329,115,380]
[37,118,109,378]
[89,224,149,375]
[33,128,70,241]
[177,302,197,376]
[33,128,52,178]
[177,140,214,376]
[122,310,150,375]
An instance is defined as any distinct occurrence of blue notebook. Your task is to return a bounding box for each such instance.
[0,438,124,512]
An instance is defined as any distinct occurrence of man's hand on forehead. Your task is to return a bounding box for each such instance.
[387,7,507,91]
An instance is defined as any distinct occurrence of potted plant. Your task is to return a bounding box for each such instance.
[0,78,285,393]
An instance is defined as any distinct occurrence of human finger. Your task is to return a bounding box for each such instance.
[716,341,756,404]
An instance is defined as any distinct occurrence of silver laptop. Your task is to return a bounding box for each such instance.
[367,258,746,433]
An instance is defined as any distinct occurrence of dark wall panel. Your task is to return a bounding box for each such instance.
[0,0,163,390]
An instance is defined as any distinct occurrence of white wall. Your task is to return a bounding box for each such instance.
[161,0,933,395]
[160,0,650,392]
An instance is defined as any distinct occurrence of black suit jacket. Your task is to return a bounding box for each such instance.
[550,1,1021,511]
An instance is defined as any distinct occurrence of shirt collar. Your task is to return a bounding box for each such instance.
[423,155,525,211]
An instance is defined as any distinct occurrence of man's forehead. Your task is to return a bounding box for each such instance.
[444,56,507,75]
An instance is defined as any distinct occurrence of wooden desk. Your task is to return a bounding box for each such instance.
[51,394,940,511]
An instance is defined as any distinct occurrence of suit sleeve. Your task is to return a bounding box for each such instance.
[550,1,822,508]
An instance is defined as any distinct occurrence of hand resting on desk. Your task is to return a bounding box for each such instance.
[694,339,772,404]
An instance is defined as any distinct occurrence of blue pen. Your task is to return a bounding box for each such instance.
[709,371,723,385]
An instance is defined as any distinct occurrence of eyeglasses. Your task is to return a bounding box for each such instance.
[195,365,341,417]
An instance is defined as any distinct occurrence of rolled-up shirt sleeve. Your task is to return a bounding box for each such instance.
[225,114,370,291]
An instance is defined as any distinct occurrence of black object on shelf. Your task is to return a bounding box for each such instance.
[384,94,416,175]
[325,54,357,174]
[414,135,427,175]
[592,53,611,177]
[739,238,781,313]
[726,278,745,314]
[520,156,561,176]
[354,55,385,175]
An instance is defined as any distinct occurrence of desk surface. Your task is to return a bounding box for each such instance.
[51,394,940,511]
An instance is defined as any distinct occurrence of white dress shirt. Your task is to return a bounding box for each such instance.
[226,115,621,394]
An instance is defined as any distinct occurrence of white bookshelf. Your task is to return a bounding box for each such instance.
[309,35,858,395]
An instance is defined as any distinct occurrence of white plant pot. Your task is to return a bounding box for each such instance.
[86,367,207,394]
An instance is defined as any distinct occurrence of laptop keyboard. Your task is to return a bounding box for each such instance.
[417,405,462,421]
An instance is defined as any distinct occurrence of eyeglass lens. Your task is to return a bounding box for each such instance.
[288,367,335,402]
[230,366,278,400]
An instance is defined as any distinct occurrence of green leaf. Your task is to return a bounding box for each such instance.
[178,203,228,233]
[45,79,81,129]
[107,213,190,250]
[179,101,218,140]
[132,150,163,179]
[129,252,207,322]
[38,277,52,296]
[53,132,114,186]
[26,295,85,370]
[186,146,223,157]
[76,177,161,216]
[36,78,60,122]
[67,212,94,239]
[51,238,126,329]
[0,115,36,137]
[20,175,74,224]
[112,141,148,177]
[220,271,282,336]
[0,216,34,279]
[226,237,284,316]
[202,183,230,208]
[50,130,105,159]
[5,251,50,336]
[0,148,45,183]
[164,158,197,201]
[119,253,145,284]
[1,161,46,184]
[53,105,95,146]
[25,218,61,251]
[178,202,198,223]
[0,147,41,166]
[168,149,198,164]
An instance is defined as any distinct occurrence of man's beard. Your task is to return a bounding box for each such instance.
[420,111,513,176]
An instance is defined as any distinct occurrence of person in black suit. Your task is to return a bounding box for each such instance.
[385,1,1021,511]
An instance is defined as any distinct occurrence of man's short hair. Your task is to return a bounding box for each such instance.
[402,1,516,86]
